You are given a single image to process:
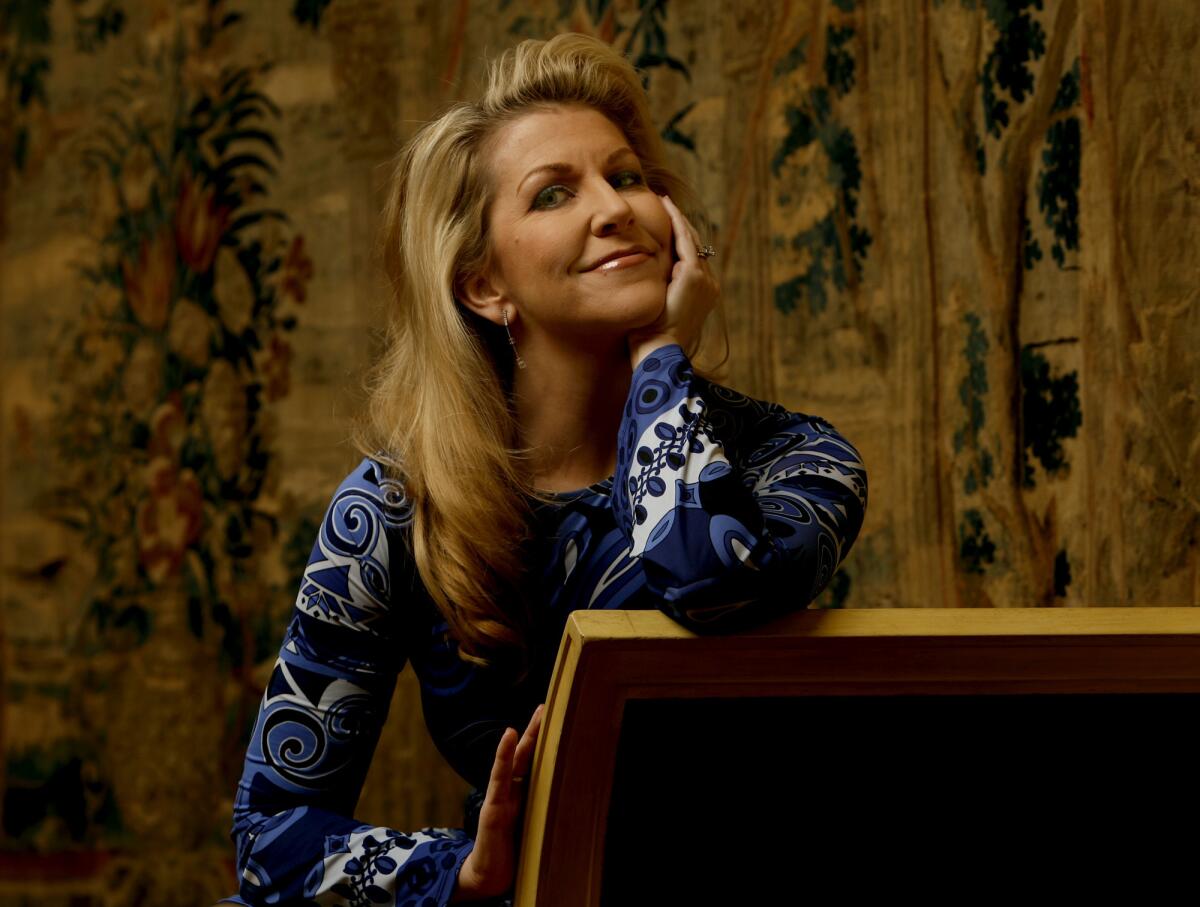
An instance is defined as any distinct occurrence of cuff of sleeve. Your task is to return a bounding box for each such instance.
[616,343,714,555]
[624,343,691,417]
[439,834,476,906]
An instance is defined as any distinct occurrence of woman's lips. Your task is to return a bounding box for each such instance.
[592,251,652,273]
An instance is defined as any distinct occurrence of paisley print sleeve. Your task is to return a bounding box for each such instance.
[229,457,475,906]
[614,343,868,633]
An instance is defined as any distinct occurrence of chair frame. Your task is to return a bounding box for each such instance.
[512,606,1200,906]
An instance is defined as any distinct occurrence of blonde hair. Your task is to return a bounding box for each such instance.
[352,33,731,682]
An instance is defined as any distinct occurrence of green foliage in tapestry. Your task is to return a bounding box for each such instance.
[958,508,997,574]
[1054,547,1071,596]
[1020,345,1081,488]
[3,741,121,844]
[978,0,1046,139]
[2,0,52,172]
[771,11,872,316]
[814,568,852,609]
[618,0,695,150]
[957,309,994,497]
[1037,58,1081,268]
[774,35,808,78]
[1050,55,1080,112]
[86,597,152,649]
[624,0,690,84]
[1022,212,1042,270]
[73,0,126,52]
[510,1,696,153]
[950,314,988,443]
[47,2,310,672]
[824,25,856,95]
[292,0,334,30]
[660,100,698,153]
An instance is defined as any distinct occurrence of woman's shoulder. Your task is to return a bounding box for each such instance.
[295,453,418,636]
[328,452,417,533]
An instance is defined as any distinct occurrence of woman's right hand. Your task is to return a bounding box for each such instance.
[450,704,545,902]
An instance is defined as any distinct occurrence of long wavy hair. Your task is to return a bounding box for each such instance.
[351,33,731,682]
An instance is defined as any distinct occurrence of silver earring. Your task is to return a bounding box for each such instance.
[503,307,526,370]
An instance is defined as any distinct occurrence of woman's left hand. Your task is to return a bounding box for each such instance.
[627,194,720,368]
[451,704,545,902]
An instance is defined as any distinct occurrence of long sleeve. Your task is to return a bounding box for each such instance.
[614,343,868,633]
[229,458,475,906]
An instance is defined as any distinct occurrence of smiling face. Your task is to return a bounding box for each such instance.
[463,103,674,349]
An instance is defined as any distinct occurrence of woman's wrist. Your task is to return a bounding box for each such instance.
[449,847,489,903]
[449,850,512,903]
[629,333,682,370]
[449,860,480,903]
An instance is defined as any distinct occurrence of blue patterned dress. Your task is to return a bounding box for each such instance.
[227,343,868,906]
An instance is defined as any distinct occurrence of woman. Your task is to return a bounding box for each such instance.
[227,33,867,906]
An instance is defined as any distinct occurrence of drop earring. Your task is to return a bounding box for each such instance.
[503,307,526,370]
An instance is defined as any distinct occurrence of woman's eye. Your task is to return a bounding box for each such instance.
[533,185,571,209]
[531,171,643,210]
[612,170,644,189]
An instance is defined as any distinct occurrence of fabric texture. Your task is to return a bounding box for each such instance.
[228,342,868,906]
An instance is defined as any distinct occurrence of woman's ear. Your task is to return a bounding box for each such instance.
[457,271,508,328]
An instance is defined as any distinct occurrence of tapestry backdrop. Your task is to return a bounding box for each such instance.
[1,0,1196,903]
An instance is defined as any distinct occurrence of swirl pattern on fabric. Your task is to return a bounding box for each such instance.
[230,460,474,907]
[613,344,867,631]
[227,346,867,906]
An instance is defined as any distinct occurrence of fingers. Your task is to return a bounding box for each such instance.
[512,704,545,778]
[665,197,708,258]
[487,726,518,801]
[471,728,518,891]
[659,194,699,262]
[473,706,545,883]
[484,705,544,809]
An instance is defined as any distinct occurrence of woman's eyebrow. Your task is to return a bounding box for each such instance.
[517,146,639,195]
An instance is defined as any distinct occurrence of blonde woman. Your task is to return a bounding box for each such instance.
[227,32,867,907]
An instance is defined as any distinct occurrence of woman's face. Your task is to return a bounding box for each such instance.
[468,103,674,347]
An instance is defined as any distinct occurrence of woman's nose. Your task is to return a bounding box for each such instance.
[588,179,635,234]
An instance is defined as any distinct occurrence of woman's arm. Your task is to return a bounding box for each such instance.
[613,343,868,632]
[230,458,476,906]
